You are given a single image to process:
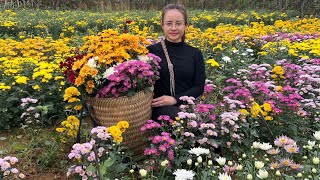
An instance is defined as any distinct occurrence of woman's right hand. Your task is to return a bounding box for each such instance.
[151,95,177,107]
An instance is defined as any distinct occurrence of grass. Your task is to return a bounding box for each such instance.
[0,120,91,179]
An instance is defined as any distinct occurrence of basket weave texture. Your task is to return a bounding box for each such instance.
[86,91,152,156]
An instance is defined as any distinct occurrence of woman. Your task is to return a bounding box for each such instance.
[147,3,206,120]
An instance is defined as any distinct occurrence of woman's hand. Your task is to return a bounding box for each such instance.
[151,95,177,107]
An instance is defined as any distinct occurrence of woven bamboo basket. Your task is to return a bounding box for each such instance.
[86,91,152,157]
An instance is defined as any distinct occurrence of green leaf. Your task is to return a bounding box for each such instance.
[6,96,19,102]
[86,164,96,173]
[103,158,115,167]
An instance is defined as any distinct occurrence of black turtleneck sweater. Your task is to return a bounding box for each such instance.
[147,39,206,104]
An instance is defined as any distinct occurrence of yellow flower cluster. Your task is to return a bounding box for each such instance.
[206,58,220,67]
[271,65,285,83]
[56,115,80,142]
[260,102,273,121]
[63,87,82,110]
[259,35,320,59]
[107,121,129,143]
[72,29,150,89]
[15,75,29,84]
[0,83,11,91]
[0,37,72,92]
[185,18,320,54]
[250,101,273,121]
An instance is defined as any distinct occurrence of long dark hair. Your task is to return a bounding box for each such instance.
[161,4,188,42]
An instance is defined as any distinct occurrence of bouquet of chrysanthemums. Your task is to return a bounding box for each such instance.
[60,29,161,98]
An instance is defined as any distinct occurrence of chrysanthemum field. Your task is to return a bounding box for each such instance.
[0,9,319,180]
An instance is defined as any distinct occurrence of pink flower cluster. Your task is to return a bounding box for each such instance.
[67,165,98,179]
[140,120,161,131]
[90,126,110,140]
[20,97,40,124]
[177,112,197,119]
[68,142,95,160]
[179,96,196,104]
[98,53,161,98]
[0,156,25,178]
[261,32,320,43]
[20,97,38,107]
[195,104,215,114]
[144,132,176,161]
[224,62,305,114]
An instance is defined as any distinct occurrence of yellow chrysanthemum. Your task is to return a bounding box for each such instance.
[251,102,262,118]
[261,102,272,112]
[206,59,220,67]
[56,127,65,133]
[272,66,285,75]
[15,76,29,84]
[239,109,249,115]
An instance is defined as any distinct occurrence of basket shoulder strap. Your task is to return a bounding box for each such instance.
[161,40,175,97]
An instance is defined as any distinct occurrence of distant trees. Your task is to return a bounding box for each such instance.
[0,0,319,15]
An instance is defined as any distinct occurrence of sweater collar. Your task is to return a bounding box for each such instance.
[165,39,184,47]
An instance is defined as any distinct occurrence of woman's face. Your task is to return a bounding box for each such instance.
[162,9,186,43]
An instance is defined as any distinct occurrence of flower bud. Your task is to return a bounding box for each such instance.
[276,170,281,176]
[312,168,317,173]
[236,164,243,171]
[297,173,302,177]
[208,160,213,166]
[197,156,203,163]
[187,159,192,165]
[247,174,253,180]
[312,157,319,164]
[303,156,308,159]
[161,160,168,167]
[139,169,147,177]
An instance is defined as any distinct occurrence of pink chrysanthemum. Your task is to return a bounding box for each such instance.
[284,144,299,154]
[269,162,282,169]
[280,158,294,167]
[274,135,295,147]
[266,148,280,155]
[290,163,303,170]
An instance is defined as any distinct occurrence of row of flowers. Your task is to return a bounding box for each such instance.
[0,9,291,39]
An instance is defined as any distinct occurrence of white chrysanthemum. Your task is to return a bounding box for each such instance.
[308,140,315,147]
[252,141,262,149]
[259,142,272,151]
[215,157,226,166]
[188,147,210,157]
[87,57,97,68]
[138,55,150,62]
[173,169,195,180]
[218,172,232,180]
[314,131,320,140]
[246,48,254,53]
[257,169,268,179]
[222,56,231,63]
[255,161,264,169]
[103,66,116,79]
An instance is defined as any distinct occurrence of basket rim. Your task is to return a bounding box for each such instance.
[86,90,153,101]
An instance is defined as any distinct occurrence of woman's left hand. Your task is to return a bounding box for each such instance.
[151,95,177,107]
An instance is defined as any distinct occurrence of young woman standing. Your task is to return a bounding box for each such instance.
[147,4,206,120]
